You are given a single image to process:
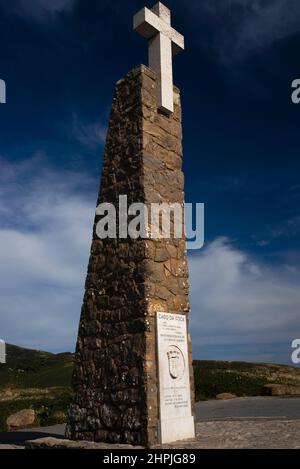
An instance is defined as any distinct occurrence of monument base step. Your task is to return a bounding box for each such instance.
[159,416,195,444]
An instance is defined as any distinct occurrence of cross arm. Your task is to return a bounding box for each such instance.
[133,7,184,56]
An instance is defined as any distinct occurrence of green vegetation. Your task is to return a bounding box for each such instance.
[193,360,300,401]
[1,345,300,431]
[0,344,73,431]
[0,344,73,389]
[0,388,71,432]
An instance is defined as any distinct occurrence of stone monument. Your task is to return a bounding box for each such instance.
[66,2,195,447]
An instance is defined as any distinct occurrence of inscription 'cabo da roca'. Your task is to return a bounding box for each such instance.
[66,2,195,447]
[157,313,194,443]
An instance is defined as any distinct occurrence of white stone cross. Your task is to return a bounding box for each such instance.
[133,2,184,115]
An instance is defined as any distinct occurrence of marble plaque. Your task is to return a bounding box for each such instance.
[156,312,195,444]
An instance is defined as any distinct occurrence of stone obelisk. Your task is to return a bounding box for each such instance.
[66,2,195,447]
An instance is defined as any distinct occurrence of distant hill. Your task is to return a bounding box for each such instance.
[0,344,73,431]
[1,344,300,431]
[2,344,300,398]
[0,344,73,389]
[193,360,300,401]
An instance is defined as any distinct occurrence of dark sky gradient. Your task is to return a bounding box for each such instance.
[0,0,299,363]
[1,0,300,252]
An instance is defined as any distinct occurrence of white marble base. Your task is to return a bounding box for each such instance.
[156,312,195,444]
[159,416,195,444]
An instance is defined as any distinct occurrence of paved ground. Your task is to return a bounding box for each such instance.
[21,424,66,436]
[196,396,300,420]
[0,426,66,446]
[1,397,300,448]
[161,420,300,449]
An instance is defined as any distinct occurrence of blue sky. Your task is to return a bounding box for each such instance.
[0,0,300,365]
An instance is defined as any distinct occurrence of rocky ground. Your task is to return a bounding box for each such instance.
[1,419,300,449]
[1,397,300,449]
[163,419,300,449]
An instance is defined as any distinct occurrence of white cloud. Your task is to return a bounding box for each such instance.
[0,155,96,351]
[189,237,300,360]
[72,114,107,150]
[188,0,300,61]
[1,156,299,362]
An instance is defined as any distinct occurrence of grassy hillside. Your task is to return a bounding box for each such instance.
[194,360,300,400]
[1,345,300,431]
[0,344,73,389]
[0,345,73,431]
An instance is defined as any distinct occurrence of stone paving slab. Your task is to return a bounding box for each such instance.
[23,419,300,449]
[159,420,300,449]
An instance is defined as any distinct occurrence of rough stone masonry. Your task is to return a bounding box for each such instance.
[66,65,195,447]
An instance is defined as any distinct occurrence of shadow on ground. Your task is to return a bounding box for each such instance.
[0,431,66,446]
